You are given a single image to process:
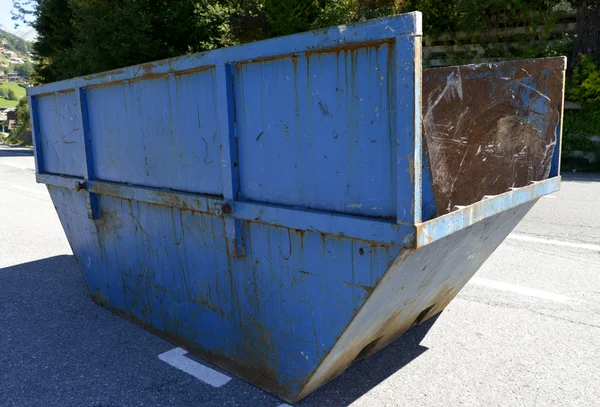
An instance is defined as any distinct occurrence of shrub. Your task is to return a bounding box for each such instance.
[567,54,600,108]
[563,108,600,136]
[7,89,18,101]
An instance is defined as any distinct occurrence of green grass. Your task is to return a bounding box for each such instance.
[0,81,26,107]
[1,81,26,96]
[0,98,18,108]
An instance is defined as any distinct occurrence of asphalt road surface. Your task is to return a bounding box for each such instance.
[1,143,599,407]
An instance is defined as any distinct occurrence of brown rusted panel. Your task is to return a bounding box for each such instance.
[423,57,565,216]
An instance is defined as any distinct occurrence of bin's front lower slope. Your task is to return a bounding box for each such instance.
[48,184,536,402]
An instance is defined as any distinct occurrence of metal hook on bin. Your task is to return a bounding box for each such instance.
[214,202,232,217]
[75,181,88,192]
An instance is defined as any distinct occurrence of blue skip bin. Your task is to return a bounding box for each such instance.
[29,12,565,403]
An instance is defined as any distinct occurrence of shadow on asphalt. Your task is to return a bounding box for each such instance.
[0,148,33,157]
[299,315,436,407]
[0,255,435,406]
[561,172,600,182]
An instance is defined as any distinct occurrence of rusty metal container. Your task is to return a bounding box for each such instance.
[29,12,565,403]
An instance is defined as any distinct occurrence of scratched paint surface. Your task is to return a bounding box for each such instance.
[422,57,565,216]
[235,45,395,218]
[37,91,86,177]
[87,70,223,194]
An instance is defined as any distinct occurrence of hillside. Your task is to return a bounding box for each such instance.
[0,27,33,94]
[0,24,36,42]
[0,28,31,54]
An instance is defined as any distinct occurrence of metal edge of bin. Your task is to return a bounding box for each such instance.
[38,172,561,250]
[415,176,561,248]
[36,173,417,247]
[26,12,422,97]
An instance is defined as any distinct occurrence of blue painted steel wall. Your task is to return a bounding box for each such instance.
[37,91,86,177]
[86,71,223,194]
[235,46,396,218]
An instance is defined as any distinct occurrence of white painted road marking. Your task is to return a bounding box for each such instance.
[158,347,231,387]
[541,195,556,199]
[508,233,600,252]
[470,277,571,304]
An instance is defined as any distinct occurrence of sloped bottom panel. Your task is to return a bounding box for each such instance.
[298,201,536,401]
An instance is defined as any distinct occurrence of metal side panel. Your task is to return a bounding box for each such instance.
[46,185,402,402]
[416,176,560,247]
[86,71,223,194]
[36,91,86,177]
[234,44,397,218]
[48,177,538,403]
[297,200,536,401]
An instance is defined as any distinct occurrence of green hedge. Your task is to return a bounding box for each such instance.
[562,108,600,172]
[563,109,600,136]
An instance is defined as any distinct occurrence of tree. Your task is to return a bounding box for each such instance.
[572,1,600,63]
[263,0,322,36]
[400,0,460,37]
[7,89,18,101]
[14,0,80,83]
[5,97,32,144]
[229,0,271,43]
[12,0,592,85]
[13,0,235,83]
[15,97,30,130]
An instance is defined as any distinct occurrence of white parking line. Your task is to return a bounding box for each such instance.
[470,277,571,303]
[541,195,556,199]
[508,233,600,252]
[158,347,231,387]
